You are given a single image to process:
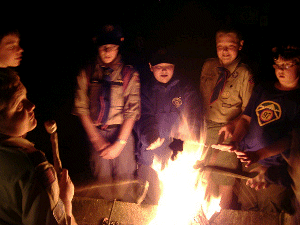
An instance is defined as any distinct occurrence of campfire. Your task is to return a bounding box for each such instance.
[149,140,221,225]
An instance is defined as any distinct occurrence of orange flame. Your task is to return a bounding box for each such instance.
[149,140,221,225]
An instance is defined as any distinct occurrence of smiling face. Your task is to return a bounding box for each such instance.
[150,63,175,83]
[0,34,23,68]
[0,84,36,137]
[216,32,244,66]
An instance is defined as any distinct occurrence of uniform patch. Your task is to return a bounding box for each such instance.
[40,167,56,188]
[221,91,230,99]
[172,97,182,108]
[232,71,238,78]
[255,101,281,126]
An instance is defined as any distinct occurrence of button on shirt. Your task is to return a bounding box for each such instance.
[200,57,254,123]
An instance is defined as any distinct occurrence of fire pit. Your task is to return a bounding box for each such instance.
[72,196,292,225]
[72,141,293,225]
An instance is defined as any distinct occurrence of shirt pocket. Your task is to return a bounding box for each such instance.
[110,84,124,109]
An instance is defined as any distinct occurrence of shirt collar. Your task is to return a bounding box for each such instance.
[94,55,123,81]
[224,57,241,74]
[153,77,180,90]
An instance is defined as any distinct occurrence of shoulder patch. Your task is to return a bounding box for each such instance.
[256,101,282,126]
[35,163,57,188]
[40,167,56,188]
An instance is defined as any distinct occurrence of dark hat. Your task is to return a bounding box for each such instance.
[94,24,124,46]
[149,49,175,66]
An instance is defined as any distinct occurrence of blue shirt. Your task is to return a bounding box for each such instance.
[240,83,300,166]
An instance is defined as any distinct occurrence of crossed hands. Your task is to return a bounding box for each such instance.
[92,136,124,160]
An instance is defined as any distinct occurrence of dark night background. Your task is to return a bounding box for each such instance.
[3,1,299,179]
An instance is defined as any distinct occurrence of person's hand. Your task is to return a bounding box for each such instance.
[234,150,259,168]
[59,169,74,203]
[211,141,239,152]
[59,169,74,216]
[91,134,111,152]
[147,137,165,150]
[212,143,259,167]
[99,142,124,159]
[218,123,234,142]
[246,166,269,190]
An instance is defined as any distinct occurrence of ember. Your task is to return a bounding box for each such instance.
[149,140,221,225]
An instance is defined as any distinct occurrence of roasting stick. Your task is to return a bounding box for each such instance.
[193,160,258,180]
[44,120,62,177]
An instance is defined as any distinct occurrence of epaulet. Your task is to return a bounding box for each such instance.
[0,137,47,168]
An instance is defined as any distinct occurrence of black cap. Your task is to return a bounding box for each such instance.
[149,49,175,66]
[94,24,124,46]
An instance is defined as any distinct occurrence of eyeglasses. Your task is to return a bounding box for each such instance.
[273,62,299,70]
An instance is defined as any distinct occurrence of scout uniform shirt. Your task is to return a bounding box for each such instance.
[200,57,254,123]
[73,55,141,126]
[0,137,69,225]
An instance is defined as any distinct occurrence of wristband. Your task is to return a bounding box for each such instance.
[116,138,127,145]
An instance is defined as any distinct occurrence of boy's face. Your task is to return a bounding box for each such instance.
[216,32,244,66]
[98,44,119,64]
[274,57,300,86]
[0,34,23,68]
[150,63,175,83]
[0,85,36,137]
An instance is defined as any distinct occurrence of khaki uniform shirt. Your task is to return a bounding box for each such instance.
[200,57,254,123]
[73,56,141,126]
[0,137,69,225]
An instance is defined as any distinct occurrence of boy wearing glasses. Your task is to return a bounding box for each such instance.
[134,49,202,204]
[73,25,140,201]
[213,45,300,213]
[199,28,254,209]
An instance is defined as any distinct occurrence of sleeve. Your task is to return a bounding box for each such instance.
[199,60,213,111]
[240,68,255,111]
[135,87,159,147]
[73,69,90,116]
[123,70,141,121]
[21,165,60,225]
[243,85,262,117]
[22,151,68,225]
